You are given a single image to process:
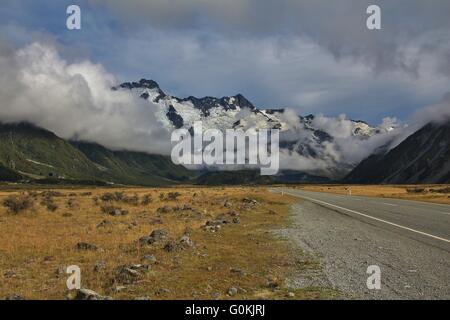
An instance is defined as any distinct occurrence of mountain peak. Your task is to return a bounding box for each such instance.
[116,78,163,91]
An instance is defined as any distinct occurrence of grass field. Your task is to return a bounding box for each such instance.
[0,186,335,300]
[293,184,450,205]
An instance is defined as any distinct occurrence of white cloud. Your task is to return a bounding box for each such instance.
[0,40,446,179]
[0,41,172,154]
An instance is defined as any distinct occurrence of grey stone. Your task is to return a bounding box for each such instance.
[76,242,98,251]
[69,288,112,300]
[227,287,238,296]
[141,255,157,264]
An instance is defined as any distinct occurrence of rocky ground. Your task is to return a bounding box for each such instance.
[0,186,336,300]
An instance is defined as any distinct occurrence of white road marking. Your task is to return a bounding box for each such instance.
[286,191,450,244]
[294,190,450,216]
[380,202,398,207]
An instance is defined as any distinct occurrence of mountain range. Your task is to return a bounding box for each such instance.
[115,79,396,179]
[0,78,448,185]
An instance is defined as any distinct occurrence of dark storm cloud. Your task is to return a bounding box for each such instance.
[1,0,449,124]
[0,1,449,173]
[87,0,450,74]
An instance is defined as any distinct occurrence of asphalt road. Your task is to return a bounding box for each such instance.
[274,188,450,299]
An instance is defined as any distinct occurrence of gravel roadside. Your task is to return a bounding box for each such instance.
[278,200,450,299]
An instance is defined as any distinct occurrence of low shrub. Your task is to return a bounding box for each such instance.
[2,196,33,214]
[141,194,153,205]
[406,188,425,194]
[160,192,181,201]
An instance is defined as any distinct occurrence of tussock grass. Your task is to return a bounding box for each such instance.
[2,195,33,214]
[0,186,330,300]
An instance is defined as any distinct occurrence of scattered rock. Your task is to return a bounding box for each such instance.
[155,288,170,295]
[214,214,231,224]
[242,198,258,205]
[223,200,232,208]
[212,292,221,300]
[3,271,16,278]
[230,267,246,276]
[227,287,238,296]
[179,235,194,248]
[134,296,151,300]
[141,255,157,264]
[202,218,227,232]
[5,294,25,300]
[76,242,98,251]
[287,292,295,298]
[228,210,239,217]
[101,206,128,216]
[113,264,150,285]
[203,225,221,233]
[205,219,225,227]
[68,288,112,300]
[139,229,169,246]
[112,285,127,293]
[241,197,259,211]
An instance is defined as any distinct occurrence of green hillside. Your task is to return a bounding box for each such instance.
[0,123,102,181]
[0,122,194,186]
[0,164,22,182]
[71,141,195,185]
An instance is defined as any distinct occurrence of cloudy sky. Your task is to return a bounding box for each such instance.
[1,0,450,125]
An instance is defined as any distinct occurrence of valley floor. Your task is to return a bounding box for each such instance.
[0,186,336,300]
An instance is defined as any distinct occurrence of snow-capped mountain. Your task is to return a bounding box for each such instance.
[115,79,290,132]
[115,79,397,178]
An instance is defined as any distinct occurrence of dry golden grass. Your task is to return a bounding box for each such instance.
[0,186,333,300]
[293,184,450,205]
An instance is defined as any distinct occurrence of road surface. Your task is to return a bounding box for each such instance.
[274,188,450,299]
